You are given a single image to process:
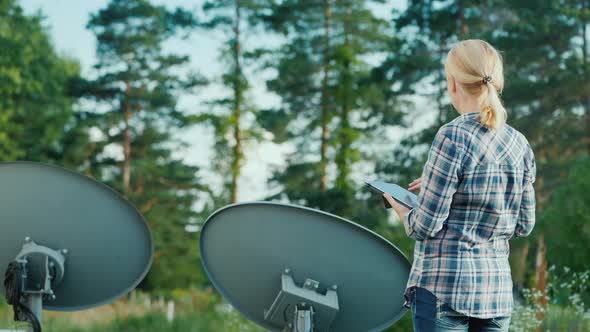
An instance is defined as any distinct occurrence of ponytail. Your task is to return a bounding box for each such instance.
[444,39,508,130]
[480,81,507,129]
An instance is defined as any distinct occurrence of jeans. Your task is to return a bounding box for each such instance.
[409,287,511,332]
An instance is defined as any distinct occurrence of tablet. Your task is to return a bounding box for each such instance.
[365,180,418,209]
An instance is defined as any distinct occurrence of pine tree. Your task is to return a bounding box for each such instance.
[84,0,209,289]
[198,0,268,203]
[375,0,490,182]
[491,0,590,314]
[259,0,337,208]
[377,0,590,310]
[259,0,397,221]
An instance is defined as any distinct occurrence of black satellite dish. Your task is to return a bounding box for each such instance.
[200,202,411,332]
[0,162,153,331]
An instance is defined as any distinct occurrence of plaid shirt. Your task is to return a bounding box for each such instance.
[403,111,536,319]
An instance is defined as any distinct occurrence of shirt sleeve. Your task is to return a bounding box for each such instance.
[405,127,465,241]
[514,144,536,237]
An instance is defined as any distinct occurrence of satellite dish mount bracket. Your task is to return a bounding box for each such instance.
[10,237,67,328]
[264,268,339,332]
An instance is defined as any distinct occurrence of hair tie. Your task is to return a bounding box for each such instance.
[483,75,492,84]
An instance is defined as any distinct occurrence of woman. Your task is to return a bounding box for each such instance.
[383,39,536,332]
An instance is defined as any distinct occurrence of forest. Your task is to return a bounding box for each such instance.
[0,0,588,331]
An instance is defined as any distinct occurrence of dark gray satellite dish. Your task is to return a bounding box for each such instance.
[0,162,153,331]
[199,202,411,332]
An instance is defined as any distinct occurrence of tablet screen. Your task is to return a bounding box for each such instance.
[365,180,418,209]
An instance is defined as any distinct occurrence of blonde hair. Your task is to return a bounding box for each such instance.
[444,39,507,129]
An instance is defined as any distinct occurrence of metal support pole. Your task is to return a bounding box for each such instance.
[25,294,42,332]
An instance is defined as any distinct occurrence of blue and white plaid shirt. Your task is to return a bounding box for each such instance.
[403,111,536,318]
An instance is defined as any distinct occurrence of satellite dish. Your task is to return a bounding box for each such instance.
[200,202,411,332]
[0,162,153,330]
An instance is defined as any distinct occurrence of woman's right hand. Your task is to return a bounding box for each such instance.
[408,177,422,192]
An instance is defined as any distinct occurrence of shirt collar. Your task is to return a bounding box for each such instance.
[458,111,480,120]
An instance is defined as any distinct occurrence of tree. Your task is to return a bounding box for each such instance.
[492,0,589,313]
[259,0,397,222]
[0,0,80,162]
[544,159,589,265]
[84,0,208,289]
[372,0,493,269]
[540,157,590,305]
[198,0,268,203]
[375,0,493,181]
[377,0,589,317]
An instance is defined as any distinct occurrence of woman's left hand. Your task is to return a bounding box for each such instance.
[383,193,411,221]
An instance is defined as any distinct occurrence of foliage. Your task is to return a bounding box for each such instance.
[0,0,80,162]
[0,289,262,332]
[493,0,588,201]
[378,0,590,290]
[83,0,208,290]
[510,265,590,332]
[373,0,497,272]
[258,0,399,233]
[196,0,269,203]
[540,157,590,274]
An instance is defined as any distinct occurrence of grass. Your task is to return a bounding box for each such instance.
[0,289,263,332]
[0,285,587,331]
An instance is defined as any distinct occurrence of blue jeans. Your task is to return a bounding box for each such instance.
[409,287,511,332]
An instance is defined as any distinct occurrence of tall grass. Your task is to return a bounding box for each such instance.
[510,266,589,332]
[0,288,263,332]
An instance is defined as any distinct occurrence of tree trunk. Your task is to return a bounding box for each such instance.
[122,81,132,195]
[83,142,96,177]
[533,159,548,326]
[320,0,331,193]
[231,0,242,204]
[513,241,530,286]
[336,4,351,191]
[458,1,469,37]
[135,146,147,195]
[534,234,548,323]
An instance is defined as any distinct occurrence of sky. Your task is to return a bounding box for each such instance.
[19,0,423,204]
